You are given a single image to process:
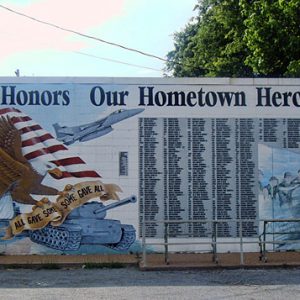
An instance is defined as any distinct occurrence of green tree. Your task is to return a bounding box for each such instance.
[166,22,202,77]
[240,0,300,77]
[166,0,300,77]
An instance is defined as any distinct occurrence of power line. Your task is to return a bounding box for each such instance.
[74,51,162,71]
[0,25,162,72]
[0,4,169,64]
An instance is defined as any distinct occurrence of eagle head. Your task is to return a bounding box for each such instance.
[32,160,63,179]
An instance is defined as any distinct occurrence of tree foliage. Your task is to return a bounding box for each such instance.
[166,0,300,77]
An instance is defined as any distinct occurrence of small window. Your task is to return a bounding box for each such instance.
[119,152,128,176]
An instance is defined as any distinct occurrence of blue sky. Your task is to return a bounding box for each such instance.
[0,0,197,77]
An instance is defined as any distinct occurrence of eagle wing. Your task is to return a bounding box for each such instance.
[0,116,27,164]
[0,116,59,204]
[0,147,30,195]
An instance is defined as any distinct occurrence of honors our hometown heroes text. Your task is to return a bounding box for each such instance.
[1,85,300,108]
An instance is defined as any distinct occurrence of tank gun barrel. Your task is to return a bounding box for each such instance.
[93,195,137,214]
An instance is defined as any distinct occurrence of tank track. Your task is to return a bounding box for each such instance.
[105,225,136,251]
[29,224,136,252]
[29,225,82,251]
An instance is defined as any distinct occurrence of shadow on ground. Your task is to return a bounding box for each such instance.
[0,267,300,288]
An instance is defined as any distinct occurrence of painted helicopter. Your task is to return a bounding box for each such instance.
[53,108,144,145]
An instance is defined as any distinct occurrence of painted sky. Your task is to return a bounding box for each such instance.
[0,0,197,77]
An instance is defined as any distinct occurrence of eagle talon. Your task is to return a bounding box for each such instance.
[64,184,74,192]
[58,184,75,197]
[35,197,49,207]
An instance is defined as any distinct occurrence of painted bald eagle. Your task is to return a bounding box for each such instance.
[0,116,63,205]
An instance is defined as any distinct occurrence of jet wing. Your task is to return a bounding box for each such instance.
[53,108,144,145]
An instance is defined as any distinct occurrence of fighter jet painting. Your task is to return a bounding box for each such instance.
[53,108,144,145]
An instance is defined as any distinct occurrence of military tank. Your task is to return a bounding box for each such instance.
[28,195,137,251]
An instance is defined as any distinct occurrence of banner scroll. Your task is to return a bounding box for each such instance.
[4,180,120,239]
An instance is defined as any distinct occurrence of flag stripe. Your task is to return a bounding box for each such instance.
[24,145,68,160]
[22,133,54,147]
[54,170,100,179]
[0,108,21,115]
[51,157,86,166]
[21,138,66,155]
[20,124,43,134]
[11,116,32,124]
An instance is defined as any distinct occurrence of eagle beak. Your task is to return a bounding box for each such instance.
[48,167,63,178]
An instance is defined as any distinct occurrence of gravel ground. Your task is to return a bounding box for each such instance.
[0,267,300,299]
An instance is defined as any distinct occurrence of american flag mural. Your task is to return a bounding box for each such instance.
[0,107,101,181]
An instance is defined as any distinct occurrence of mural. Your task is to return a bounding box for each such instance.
[259,144,300,250]
[0,106,141,254]
[0,78,299,255]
